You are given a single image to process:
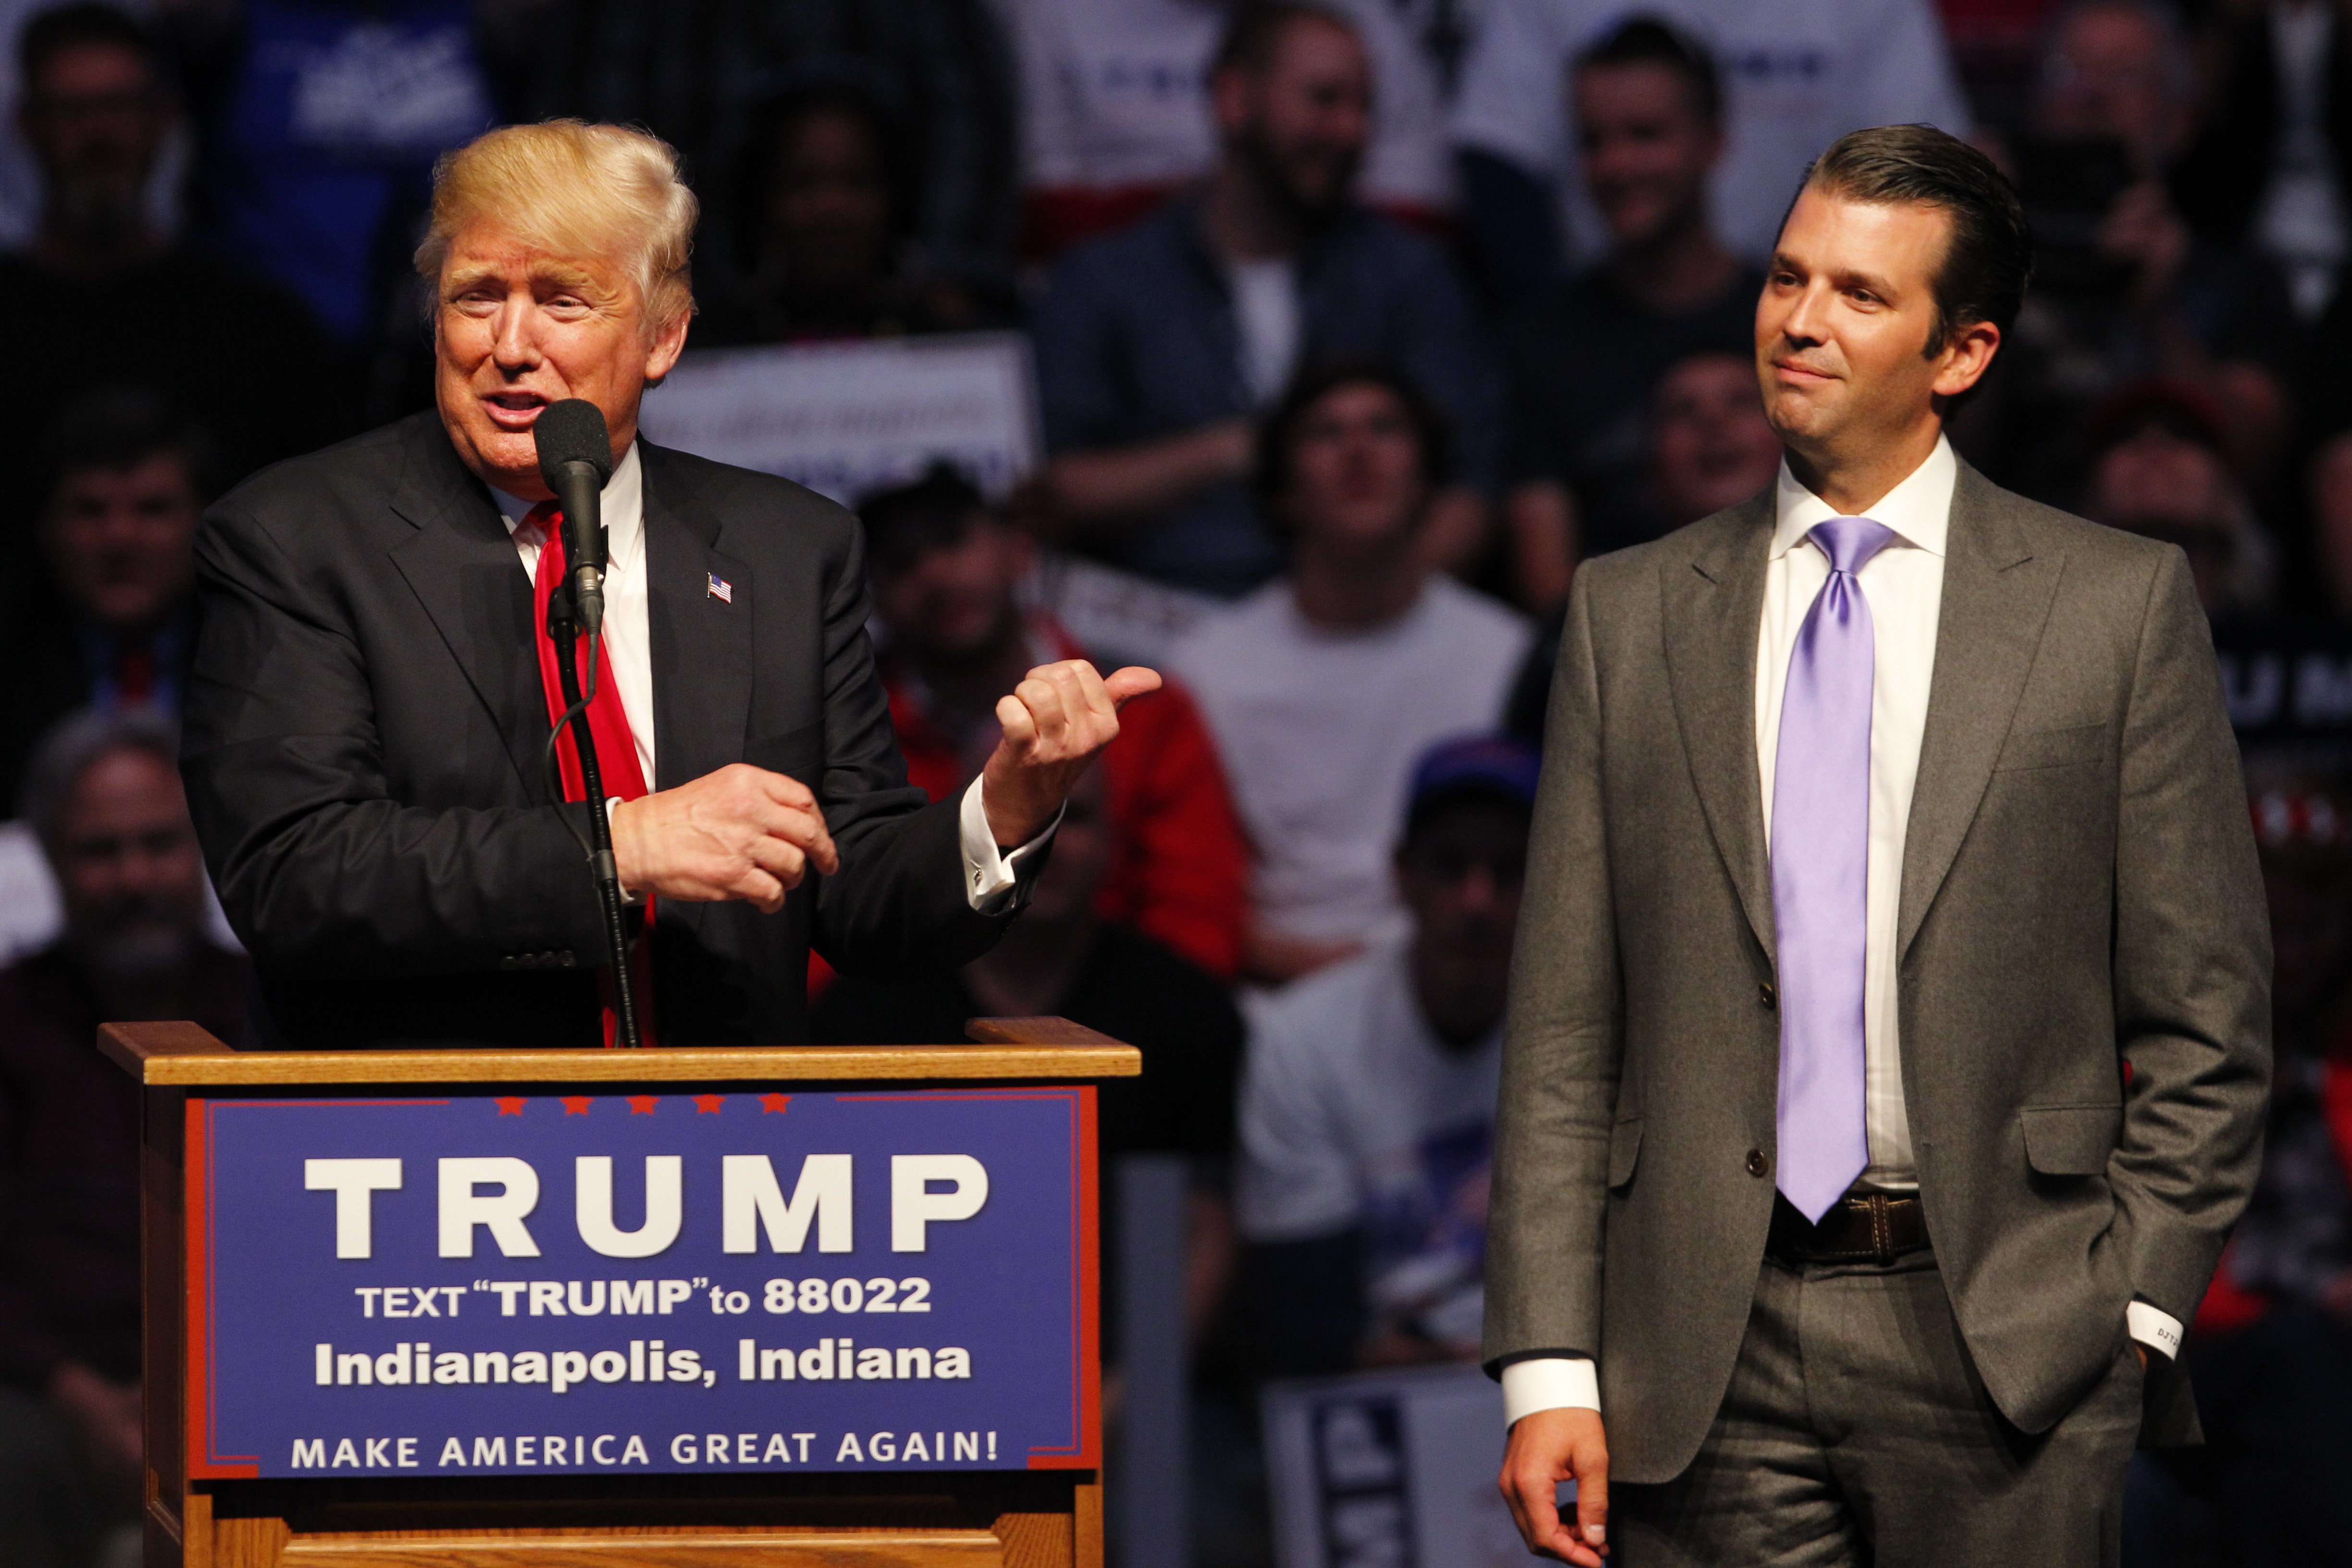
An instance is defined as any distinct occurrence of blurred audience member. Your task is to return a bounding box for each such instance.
[2083,380,2274,621]
[523,0,1017,304]
[1646,348,1784,530]
[170,0,500,353]
[2155,784,2352,1562]
[1168,362,1530,984]
[1449,0,1969,308]
[1030,2,1503,598]
[1235,735,1531,1375]
[1503,346,1781,746]
[0,708,245,1568]
[1971,0,2295,498]
[2310,428,2352,623]
[698,84,1012,345]
[860,466,1248,979]
[0,387,206,812]
[1503,19,1758,600]
[2174,0,2352,321]
[0,4,343,511]
[996,0,1452,262]
[812,764,1247,1340]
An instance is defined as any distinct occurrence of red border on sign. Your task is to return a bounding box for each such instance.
[185,1097,452,1478]
[837,1086,1101,1469]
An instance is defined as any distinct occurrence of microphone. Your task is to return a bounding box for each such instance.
[533,399,614,635]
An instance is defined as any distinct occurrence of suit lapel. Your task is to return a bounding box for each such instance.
[1897,464,2063,956]
[1662,496,1777,960]
[640,443,755,791]
[385,422,549,796]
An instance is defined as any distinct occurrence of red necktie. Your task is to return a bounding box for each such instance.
[527,501,658,1046]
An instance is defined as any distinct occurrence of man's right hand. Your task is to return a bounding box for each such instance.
[1499,1407,1610,1564]
[610,764,840,912]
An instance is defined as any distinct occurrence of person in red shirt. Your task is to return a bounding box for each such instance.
[859,467,1248,979]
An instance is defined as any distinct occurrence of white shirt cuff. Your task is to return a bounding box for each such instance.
[1501,1357,1600,1425]
[958,777,1058,912]
[2127,1300,2184,1361]
[602,797,642,906]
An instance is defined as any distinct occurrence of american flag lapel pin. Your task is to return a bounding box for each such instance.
[707,572,734,604]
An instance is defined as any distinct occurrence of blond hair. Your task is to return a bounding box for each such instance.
[414,120,698,332]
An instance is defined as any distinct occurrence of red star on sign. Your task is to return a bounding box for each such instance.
[760,1093,791,1114]
[561,1096,592,1115]
[628,1095,659,1115]
[494,1097,526,1117]
[693,1095,725,1114]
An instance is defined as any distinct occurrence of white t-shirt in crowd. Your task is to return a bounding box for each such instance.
[1237,942,1504,1348]
[1449,0,1970,263]
[991,0,1454,214]
[1227,256,1303,406]
[1168,575,1531,948]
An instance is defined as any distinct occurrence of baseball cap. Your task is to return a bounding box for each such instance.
[1406,734,1541,829]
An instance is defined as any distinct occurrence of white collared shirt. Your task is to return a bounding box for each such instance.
[1499,435,2180,1427]
[490,443,1039,911]
[1758,434,1955,1192]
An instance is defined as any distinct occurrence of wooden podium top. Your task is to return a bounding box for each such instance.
[100,1016,1143,1088]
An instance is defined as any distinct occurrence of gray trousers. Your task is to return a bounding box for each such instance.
[1617,1249,2143,1568]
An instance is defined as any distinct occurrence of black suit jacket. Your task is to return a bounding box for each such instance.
[183,411,1020,1048]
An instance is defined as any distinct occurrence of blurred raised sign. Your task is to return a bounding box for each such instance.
[1262,1363,1528,1568]
[639,333,1041,505]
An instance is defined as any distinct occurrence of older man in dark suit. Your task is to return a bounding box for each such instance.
[182,120,1156,1050]
[1488,126,2270,1566]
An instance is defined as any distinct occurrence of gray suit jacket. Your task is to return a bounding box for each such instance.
[1482,462,2271,1482]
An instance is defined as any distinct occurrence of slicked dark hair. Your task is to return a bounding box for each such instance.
[1801,124,2034,355]
[1575,17,1721,125]
[1211,1,1358,78]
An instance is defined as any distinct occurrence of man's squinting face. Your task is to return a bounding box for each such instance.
[434,224,688,497]
[1755,186,1988,461]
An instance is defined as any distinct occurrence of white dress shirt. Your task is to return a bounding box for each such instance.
[1500,436,2180,1427]
[490,442,1042,912]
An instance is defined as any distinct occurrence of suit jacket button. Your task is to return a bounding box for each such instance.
[1759,983,1777,1010]
[1746,1149,1770,1178]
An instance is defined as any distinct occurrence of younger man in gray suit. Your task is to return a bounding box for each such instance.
[1487,125,2270,1566]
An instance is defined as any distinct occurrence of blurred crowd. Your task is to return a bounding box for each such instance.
[0,0,2348,1565]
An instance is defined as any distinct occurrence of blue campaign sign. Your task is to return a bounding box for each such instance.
[185,1088,1098,1480]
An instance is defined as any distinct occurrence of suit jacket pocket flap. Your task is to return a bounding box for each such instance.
[1608,1117,1643,1188]
[2021,1103,2121,1175]
[1995,722,2108,772]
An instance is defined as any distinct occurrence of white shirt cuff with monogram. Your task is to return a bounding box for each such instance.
[959,777,1057,911]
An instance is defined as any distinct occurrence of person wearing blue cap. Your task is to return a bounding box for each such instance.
[1235,733,1537,1374]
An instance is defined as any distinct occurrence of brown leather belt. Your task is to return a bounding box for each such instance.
[1767,1189,1930,1266]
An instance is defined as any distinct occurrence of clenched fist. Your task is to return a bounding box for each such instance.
[610,763,840,912]
[980,659,1162,846]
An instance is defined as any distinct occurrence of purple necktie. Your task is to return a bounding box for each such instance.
[1771,515,1897,1223]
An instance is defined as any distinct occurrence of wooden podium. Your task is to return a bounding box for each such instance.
[105,1018,1139,1568]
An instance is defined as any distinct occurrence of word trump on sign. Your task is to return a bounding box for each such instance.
[303,1154,991,1259]
[191,1090,1097,1480]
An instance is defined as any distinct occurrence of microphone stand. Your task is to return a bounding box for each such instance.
[545,577,647,1050]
